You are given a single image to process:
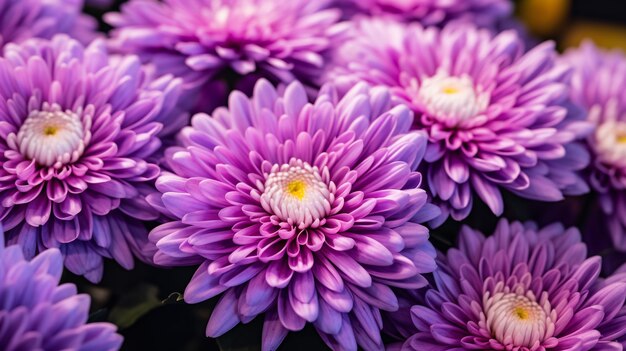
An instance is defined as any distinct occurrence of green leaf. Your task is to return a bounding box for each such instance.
[108,284,162,329]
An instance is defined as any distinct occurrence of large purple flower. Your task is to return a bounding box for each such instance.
[105,0,346,112]
[0,35,184,282]
[327,20,591,224]
[562,42,626,252]
[0,231,123,351]
[0,0,96,48]
[148,79,440,351]
[338,0,512,27]
[397,220,626,350]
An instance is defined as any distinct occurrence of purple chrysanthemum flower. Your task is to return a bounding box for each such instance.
[562,42,626,252]
[0,0,96,48]
[0,35,184,282]
[397,220,626,350]
[105,0,346,112]
[148,79,440,351]
[337,0,512,27]
[0,230,123,351]
[327,20,591,224]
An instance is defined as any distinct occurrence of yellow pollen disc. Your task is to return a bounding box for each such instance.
[513,307,530,320]
[441,86,459,94]
[286,180,306,200]
[617,134,626,143]
[43,125,58,136]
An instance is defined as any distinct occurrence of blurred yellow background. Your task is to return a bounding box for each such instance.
[517,0,626,51]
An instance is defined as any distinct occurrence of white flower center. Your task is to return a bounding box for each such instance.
[17,105,87,168]
[592,120,626,168]
[417,71,489,123]
[261,159,332,229]
[483,291,555,348]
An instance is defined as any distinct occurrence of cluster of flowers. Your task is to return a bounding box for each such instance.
[0,0,625,350]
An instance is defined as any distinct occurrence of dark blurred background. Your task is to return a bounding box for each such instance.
[516,0,626,49]
[71,1,626,350]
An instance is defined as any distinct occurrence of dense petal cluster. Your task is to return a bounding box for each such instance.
[327,20,591,224]
[562,42,626,251]
[0,0,96,48]
[105,0,346,112]
[0,1,621,350]
[0,233,122,351]
[0,35,184,282]
[148,79,440,351]
[399,220,626,350]
[338,0,511,27]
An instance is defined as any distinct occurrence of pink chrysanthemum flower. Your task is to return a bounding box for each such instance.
[0,0,96,47]
[338,0,512,27]
[562,42,626,251]
[148,79,440,351]
[0,35,184,282]
[105,0,346,112]
[327,19,591,224]
[396,220,626,350]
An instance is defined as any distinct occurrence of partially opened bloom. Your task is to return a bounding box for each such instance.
[0,0,96,48]
[105,0,345,112]
[148,79,440,351]
[338,0,511,27]
[327,20,591,224]
[399,220,626,350]
[562,42,626,251]
[0,231,122,351]
[0,35,184,282]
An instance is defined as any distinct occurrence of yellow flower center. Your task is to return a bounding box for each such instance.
[442,86,459,94]
[592,121,626,168]
[16,106,86,167]
[261,160,332,228]
[418,71,489,123]
[286,180,306,200]
[514,307,530,320]
[483,290,555,348]
[43,125,59,136]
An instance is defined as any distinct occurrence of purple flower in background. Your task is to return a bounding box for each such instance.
[0,35,184,282]
[327,20,591,225]
[105,0,346,112]
[338,0,512,27]
[0,230,123,351]
[148,79,440,351]
[0,0,96,47]
[562,42,626,252]
[397,220,626,350]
